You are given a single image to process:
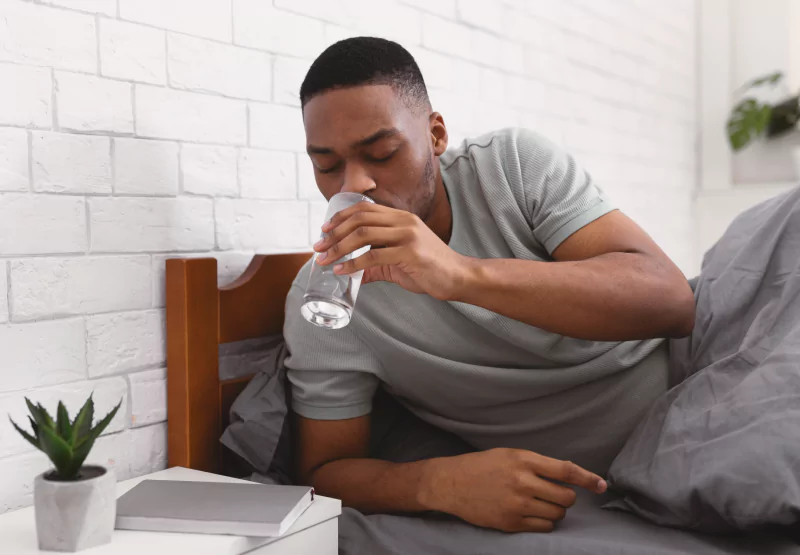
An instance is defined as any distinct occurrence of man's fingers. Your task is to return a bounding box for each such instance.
[318,227,407,264]
[521,474,578,508]
[526,454,606,493]
[521,498,567,522]
[513,517,555,534]
[320,201,389,234]
[333,247,404,275]
[315,210,397,251]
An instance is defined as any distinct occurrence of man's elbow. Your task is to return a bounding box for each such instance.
[663,281,695,338]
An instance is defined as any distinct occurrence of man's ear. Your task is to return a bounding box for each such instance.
[429,112,448,156]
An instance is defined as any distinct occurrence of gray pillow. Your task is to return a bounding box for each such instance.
[605,187,800,535]
[220,341,294,484]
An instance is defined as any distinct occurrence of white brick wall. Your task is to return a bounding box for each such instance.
[168,34,272,101]
[0,0,699,513]
[0,263,7,324]
[0,128,29,192]
[42,0,116,16]
[233,0,326,58]
[0,195,86,255]
[0,63,52,128]
[10,256,151,321]
[273,56,311,107]
[0,319,86,392]
[32,132,112,194]
[0,2,96,72]
[55,72,133,134]
[215,199,309,250]
[135,85,247,144]
[99,19,166,85]
[401,0,456,18]
[90,197,214,252]
[128,368,167,427]
[249,104,305,151]
[119,0,232,42]
[181,144,238,197]
[114,139,179,196]
[239,149,297,199]
[127,423,168,475]
[87,310,165,377]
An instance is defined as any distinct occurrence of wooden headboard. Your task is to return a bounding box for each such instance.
[165,253,311,475]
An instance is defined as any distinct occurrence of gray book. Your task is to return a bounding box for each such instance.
[115,480,315,537]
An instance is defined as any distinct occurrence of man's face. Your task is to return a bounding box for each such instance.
[302,84,439,220]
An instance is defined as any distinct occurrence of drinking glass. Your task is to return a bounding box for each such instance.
[301,192,374,329]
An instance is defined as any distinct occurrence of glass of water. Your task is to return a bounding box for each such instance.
[301,192,374,329]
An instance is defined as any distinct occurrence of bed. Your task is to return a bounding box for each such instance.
[164,253,800,555]
[165,253,310,477]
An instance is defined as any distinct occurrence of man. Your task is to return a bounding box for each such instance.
[283,37,695,534]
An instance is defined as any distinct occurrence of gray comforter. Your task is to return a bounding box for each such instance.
[338,491,794,555]
[222,186,800,554]
[337,390,799,555]
[606,185,800,533]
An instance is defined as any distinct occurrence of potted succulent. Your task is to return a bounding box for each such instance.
[10,394,121,552]
[727,71,800,177]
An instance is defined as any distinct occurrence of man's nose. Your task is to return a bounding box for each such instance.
[340,164,376,196]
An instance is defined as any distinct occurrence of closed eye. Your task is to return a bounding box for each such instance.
[317,163,342,174]
[367,151,397,163]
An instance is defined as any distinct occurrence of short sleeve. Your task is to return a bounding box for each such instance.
[283,271,380,420]
[508,128,615,254]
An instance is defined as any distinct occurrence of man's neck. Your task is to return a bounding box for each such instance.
[424,165,453,245]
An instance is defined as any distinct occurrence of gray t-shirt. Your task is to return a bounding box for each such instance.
[284,127,668,474]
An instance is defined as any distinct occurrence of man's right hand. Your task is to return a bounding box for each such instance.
[419,448,607,533]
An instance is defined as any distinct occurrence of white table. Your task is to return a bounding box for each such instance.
[0,466,341,554]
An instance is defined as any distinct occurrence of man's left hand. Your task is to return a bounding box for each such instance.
[314,202,469,300]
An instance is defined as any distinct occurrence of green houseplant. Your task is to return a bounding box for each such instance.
[727,71,800,152]
[10,395,122,552]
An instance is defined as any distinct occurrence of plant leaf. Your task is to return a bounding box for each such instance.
[756,104,772,132]
[25,398,55,431]
[70,394,94,445]
[74,399,121,452]
[727,98,773,151]
[65,436,96,478]
[88,400,121,438]
[66,398,121,478]
[9,417,39,450]
[56,402,72,443]
[38,403,56,431]
[38,426,75,479]
[739,71,784,93]
[27,416,39,439]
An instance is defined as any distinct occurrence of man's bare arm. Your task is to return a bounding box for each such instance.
[295,414,607,533]
[319,207,694,342]
[295,414,433,514]
[453,210,695,341]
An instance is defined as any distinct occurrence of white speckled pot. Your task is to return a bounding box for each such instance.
[33,466,116,552]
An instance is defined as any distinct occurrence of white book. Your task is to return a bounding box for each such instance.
[115,479,315,537]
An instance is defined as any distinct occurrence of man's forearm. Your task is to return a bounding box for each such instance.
[453,252,694,341]
[310,457,441,514]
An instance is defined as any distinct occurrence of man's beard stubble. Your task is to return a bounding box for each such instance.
[415,155,437,222]
[366,155,437,221]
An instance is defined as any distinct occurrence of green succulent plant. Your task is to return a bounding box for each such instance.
[9,395,122,481]
[727,71,800,152]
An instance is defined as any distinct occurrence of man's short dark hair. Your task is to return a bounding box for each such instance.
[300,37,431,113]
